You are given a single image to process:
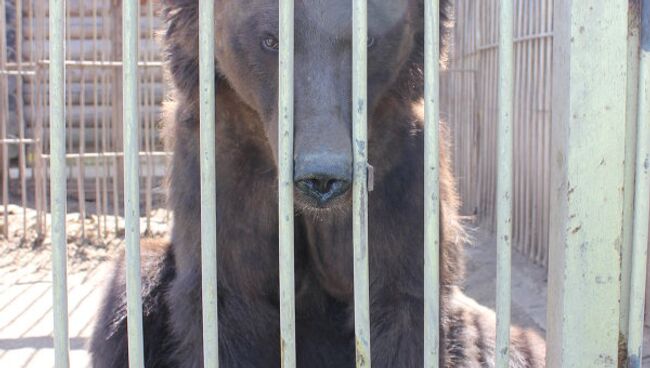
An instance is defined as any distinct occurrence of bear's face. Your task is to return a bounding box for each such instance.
[165,0,423,210]
[215,0,421,209]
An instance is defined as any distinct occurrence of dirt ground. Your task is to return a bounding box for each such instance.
[0,205,170,274]
[1,206,648,367]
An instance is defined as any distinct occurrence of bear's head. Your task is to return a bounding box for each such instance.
[162,0,452,210]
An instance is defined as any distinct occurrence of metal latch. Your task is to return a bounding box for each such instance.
[367,164,374,192]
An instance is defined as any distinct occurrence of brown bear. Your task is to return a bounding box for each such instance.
[89,0,546,367]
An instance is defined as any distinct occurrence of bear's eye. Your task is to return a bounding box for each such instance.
[261,36,279,51]
[367,36,376,49]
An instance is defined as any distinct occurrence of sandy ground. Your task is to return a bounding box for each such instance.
[0,205,168,368]
[1,206,648,367]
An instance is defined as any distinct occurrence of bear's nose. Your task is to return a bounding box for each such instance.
[295,175,351,204]
[294,153,352,205]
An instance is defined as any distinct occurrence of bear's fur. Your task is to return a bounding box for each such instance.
[90,1,545,367]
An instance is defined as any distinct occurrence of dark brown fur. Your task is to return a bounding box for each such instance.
[89,1,545,366]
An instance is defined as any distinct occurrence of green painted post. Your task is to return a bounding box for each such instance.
[495,0,514,367]
[199,0,219,367]
[352,0,371,367]
[123,1,145,367]
[423,0,441,366]
[546,1,628,367]
[278,0,296,366]
[49,0,70,366]
[620,1,642,342]
[627,1,650,366]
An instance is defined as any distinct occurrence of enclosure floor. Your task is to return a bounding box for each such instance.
[464,229,650,365]
[0,254,111,368]
[0,225,648,367]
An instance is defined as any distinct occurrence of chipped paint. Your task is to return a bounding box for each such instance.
[352,0,371,366]
[547,1,628,366]
[278,0,297,366]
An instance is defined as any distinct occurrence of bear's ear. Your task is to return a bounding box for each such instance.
[161,0,223,101]
[160,0,194,10]
[394,0,454,101]
[413,0,454,62]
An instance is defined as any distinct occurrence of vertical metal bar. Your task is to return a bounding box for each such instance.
[620,0,642,346]
[423,0,441,366]
[64,0,72,209]
[92,0,102,238]
[101,3,110,234]
[0,0,9,239]
[112,2,123,235]
[352,0,371,367]
[279,0,296,366]
[13,0,27,237]
[29,0,45,235]
[540,0,554,267]
[546,1,628,366]
[77,0,88,239]
[511,0,522,253]
[49,0,70,365]
[123,0,145,367]
[144,0,155,234]
[199,0,219,367]
[36,0,47,235]
[495,0,514,366]
[627,1,650,366]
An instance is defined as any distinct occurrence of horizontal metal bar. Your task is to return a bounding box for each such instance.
[3,60,163,70]
[0,70,37,76]
[41,151,172,159]
[442,69,478,74]
[41,60,164,68]
[0,138,40,144]
[476,32,554,53]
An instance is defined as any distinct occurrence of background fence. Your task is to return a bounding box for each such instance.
[444,0,553,266]
[0,0,168,243]
[444,0,650,326]
[1,0,556,259]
